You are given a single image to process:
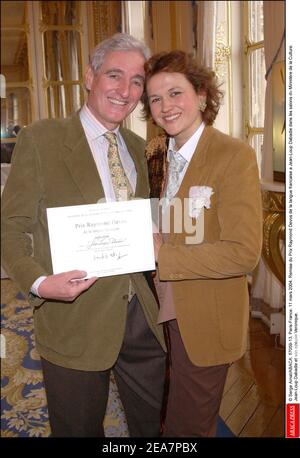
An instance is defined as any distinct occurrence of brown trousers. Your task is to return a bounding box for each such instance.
[162,319,229,437]
[41,295,166,437]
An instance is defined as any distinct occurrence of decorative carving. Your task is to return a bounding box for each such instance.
[215,22,231,79]
[262,190,285,285]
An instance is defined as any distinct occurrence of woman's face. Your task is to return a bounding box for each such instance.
[147,72,203,148]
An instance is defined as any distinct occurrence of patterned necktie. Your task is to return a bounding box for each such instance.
[104,131,134,201]
[162,151,187,211]
[104,131,135,301]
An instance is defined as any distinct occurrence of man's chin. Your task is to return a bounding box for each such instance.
[102,116,127,130]
[107,112,131,125]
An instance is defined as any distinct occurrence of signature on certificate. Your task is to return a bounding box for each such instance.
[86,235,127,250]
[93,250,128,261]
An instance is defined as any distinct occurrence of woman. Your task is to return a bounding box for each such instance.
[142,51,262,437]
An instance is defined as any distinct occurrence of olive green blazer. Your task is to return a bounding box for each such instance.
[2,113,166,370]
[146,126,262,366]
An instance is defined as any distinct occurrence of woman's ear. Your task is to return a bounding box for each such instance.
[198,91,207,112]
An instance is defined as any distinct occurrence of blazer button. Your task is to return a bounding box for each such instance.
[122,294,129,300]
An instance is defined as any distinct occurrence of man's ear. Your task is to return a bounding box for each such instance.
[84,65,94,91]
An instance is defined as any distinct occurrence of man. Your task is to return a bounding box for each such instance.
[1,33,166,437]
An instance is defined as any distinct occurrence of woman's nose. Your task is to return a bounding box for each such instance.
[161,98,172,112]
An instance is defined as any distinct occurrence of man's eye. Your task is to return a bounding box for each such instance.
[170,91,181,97]
[133,80,143,87]
[108,73,119,79]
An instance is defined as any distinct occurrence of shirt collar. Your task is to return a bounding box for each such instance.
[167,121,205,163]
[80,104,119,140]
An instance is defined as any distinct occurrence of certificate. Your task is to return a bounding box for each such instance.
[46,199,155,278]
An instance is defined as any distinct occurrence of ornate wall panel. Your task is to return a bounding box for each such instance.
[262,189,285,286]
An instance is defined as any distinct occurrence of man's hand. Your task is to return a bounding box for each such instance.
[38,270,97,302]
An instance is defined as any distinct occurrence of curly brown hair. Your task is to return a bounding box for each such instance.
[141,50,223,125]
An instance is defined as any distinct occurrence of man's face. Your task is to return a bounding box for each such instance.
[85,50,145,130]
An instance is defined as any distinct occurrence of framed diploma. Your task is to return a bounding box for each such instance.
[46,199,155,278]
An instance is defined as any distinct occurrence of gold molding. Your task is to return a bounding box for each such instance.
[245,122,264,139]
[5,81,31,88]
[1,25,28,31]
[214,1,233,136]
[244,37,264,55]
[242,2,265,150]
[39,24,83,33]
[262,190,285,285]
[262,190,285,213]
[42,78,82,88]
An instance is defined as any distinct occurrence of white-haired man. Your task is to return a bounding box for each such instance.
[2,33,166,437]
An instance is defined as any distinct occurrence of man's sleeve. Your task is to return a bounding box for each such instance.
[1,127,49,298]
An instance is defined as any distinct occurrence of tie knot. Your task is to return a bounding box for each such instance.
[104,131,118,147]
[169,152,187,174]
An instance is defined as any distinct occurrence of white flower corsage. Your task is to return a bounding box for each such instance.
[189,186,214,218]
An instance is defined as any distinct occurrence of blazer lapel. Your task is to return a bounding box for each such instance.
[63,113,105,203]
[176,125,213,200]
[120,127,148,198]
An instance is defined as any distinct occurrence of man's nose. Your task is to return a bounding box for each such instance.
[117,79,130,98]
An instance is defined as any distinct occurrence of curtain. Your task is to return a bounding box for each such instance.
[196,1,217,67]
[196,1,232,135]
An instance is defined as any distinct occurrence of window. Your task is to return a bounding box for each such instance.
[243,1,266,176]
[39,1,85,118]
[1,1,31,162]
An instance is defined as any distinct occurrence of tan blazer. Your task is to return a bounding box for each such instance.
[146,126,262,366]
[1,113,166,371]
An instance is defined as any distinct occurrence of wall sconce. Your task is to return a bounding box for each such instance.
[272,61,285,182]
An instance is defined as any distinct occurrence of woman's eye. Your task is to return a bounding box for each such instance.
[150,97,160,104]
[170,91,181,97]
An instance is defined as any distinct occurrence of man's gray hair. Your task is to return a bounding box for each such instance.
[89,33,151,73]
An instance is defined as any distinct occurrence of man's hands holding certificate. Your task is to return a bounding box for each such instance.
[46,201,156,279]
[39,270,97,302]
[40,215,161,302]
